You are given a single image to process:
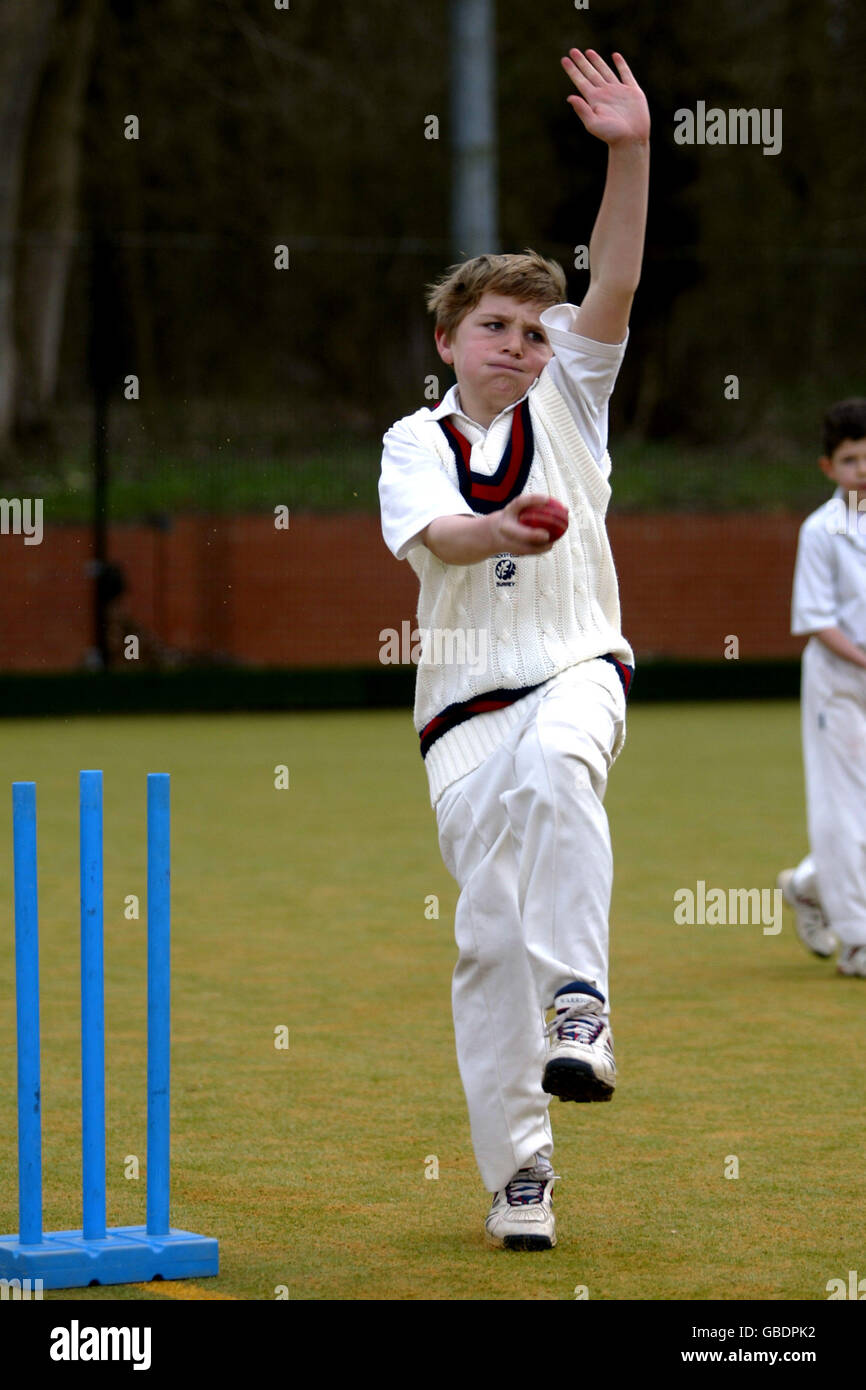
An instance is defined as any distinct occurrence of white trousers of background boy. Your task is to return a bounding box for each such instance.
[435,657,626,1194]
[793,637,866,946]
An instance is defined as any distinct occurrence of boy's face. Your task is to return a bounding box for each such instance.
[820,437,866,502]
[434,293,553,427]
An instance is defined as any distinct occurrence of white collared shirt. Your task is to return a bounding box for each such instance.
[379,304,627,562]
[792,486,866,643]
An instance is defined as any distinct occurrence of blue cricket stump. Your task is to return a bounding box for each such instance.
[0,772,219,1290]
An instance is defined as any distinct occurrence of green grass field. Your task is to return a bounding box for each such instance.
[1,703,864,1303]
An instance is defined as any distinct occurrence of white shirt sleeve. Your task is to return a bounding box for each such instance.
[379,415,476,561]
[539,303,628,469]
[791,515,838,634]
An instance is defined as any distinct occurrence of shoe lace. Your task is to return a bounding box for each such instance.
[544,1005,603,1045]
[504,1166,558,1206]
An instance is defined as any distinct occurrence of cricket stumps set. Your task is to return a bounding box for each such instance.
[0,771,219,1290]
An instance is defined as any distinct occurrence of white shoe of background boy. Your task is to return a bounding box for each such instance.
[485,1160,557,1251]
[777,869,838,958]
[543,981,616,1102]
[836,945,866,977]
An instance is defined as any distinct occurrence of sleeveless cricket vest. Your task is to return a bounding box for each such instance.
[407,369,633,805]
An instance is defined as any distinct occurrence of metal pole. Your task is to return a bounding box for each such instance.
[12,783,43,1246]
[80,770,106,1241]
[451,0,499,258]
[89,232,111,669]
[146,773,171,1236]
[93,383,109,666]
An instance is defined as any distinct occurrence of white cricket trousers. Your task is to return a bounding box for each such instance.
[798,637,866,946]
[434,657,627,1193]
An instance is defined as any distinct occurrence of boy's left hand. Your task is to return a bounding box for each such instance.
[562,49,650,147]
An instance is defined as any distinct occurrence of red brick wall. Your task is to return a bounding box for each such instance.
[0,511,806,672]
[612,514,802,662]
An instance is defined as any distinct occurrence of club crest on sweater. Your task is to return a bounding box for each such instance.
[494,556,517,587]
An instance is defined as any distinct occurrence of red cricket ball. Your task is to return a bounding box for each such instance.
[518,498,569,542]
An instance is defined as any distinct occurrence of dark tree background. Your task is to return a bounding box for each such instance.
[2,0,864,496]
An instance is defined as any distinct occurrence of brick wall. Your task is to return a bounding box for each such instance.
[0,511,806,672]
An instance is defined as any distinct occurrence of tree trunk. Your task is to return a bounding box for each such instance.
[0,1,57,451]
[15,0,102,438]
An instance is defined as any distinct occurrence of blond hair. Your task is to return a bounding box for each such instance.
[426,249,567,336]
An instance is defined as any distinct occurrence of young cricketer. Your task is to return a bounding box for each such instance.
[778,399,866,976]
[379,49,650,1249]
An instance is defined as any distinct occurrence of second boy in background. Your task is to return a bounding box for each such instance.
[779,399,866,977]
[379,49,649,1250]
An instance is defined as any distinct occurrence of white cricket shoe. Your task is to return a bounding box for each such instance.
[837,945,866,977]
[485,1163,557,1251]
[542,983,616,1103]
[777,869,838,958]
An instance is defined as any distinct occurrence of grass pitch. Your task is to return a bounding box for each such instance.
[0,703,863,1302]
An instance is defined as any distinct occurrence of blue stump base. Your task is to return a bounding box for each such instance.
[0,1226,219,1290]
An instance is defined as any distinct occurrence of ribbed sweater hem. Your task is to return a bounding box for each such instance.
[424,697,538,807]
[422,643,633,806]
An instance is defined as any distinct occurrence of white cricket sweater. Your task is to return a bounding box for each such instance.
[395,368,633,806]
[792,486,866,645]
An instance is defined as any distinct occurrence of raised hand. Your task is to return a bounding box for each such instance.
[561,49,650,147]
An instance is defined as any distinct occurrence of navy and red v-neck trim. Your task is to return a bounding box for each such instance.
[438,399,534,515]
